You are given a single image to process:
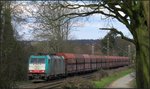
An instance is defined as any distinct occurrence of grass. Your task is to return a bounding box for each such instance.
[94,68,133,88]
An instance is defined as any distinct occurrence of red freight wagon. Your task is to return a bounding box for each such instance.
[114,56,118,67]
[96,56,99,69]
[121,57,125,66]
[111,56,117,68]
[117,56,121,67]
[104,56,110,69]
[101,56,107,68]
[123,57,129,65]
[94,55,99,69]
[118,56,122,66]
[75,54,85,72]
[116,56,120,67]
[90,55,96,70]
[56,53,76,74]
[126,57,129,65]
[105,56,112,68]
[120,57,124,66]
[83,54,91,71]
[122,57,125,65]
[98,56,103,69]
[109,56,114,68]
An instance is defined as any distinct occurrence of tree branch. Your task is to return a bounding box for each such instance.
[54,2,131,30]
[99,27,135,44]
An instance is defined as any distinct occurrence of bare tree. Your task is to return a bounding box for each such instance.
[49,1,149,88]
[24,1,76,53]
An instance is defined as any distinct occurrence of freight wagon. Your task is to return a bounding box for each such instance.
[28,53,130,80]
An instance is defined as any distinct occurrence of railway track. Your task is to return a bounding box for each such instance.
[34,73,95,89]
[17,66,130,89]
[17,78,64,89]
[34,81,63,89]
[17,73,95,89]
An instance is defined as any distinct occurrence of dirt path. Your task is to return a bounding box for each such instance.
[107,72,135,88]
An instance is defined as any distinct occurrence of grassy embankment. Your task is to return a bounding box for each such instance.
[94,68,133,88]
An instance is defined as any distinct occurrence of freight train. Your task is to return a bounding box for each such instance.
[28,53,130,80]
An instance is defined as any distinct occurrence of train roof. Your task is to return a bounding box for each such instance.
[56,53,75,59]
[83,54,90,59]
[56,53,129,60]
[74,54,84,58]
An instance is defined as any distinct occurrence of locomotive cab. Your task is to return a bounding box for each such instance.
[28,55,49,80]
[28,54,65,81]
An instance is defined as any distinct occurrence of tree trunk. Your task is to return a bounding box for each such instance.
[135,26,150,88]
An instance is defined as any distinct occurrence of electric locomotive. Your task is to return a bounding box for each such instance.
[28,54,65,80]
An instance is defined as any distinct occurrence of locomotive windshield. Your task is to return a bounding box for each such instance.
[30,58,45,64]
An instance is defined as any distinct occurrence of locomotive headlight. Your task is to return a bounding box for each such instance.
[41,70,45,72]
[29,70,32,72]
